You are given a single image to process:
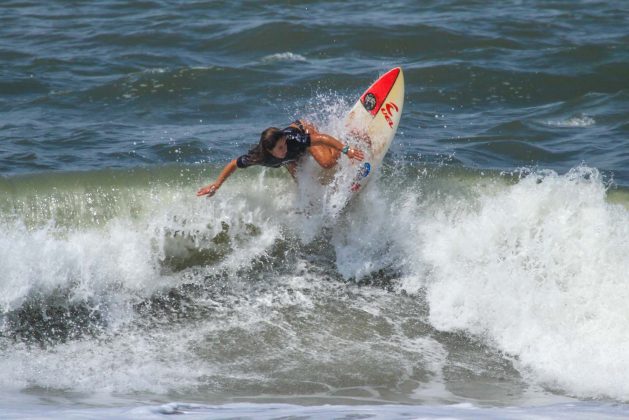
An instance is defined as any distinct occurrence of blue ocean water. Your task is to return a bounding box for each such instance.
[1,1,628,418]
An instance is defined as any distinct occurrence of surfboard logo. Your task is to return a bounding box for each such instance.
[363,93,377,111]
[359,162,371,178]
[350,162,371,192]
[381,102,399,128]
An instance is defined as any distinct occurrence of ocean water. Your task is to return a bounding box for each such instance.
[1,1,629,418]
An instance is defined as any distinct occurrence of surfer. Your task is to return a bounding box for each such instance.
[197,120,364,197]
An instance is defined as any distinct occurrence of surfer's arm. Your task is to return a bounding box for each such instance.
[293,120,364,161]
[310,132,365,161]
[196,159,238,197]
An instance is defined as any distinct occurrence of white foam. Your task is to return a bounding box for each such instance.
[543,115,595,128]
[411,167,629,400]
[0,173,290,317]
[0,177,295,395]
[0,219,164,315]
[0,327,208,394]
[3,400,629,419]
[261,52,307,63]
[332,183,405,279]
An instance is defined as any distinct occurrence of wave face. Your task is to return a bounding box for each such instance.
[1,165,628,404]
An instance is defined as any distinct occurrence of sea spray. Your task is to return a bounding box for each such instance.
[1,164,628,404]
[415,167,629,400]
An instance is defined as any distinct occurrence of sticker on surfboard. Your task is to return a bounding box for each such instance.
[350,162,371,192]
[363,93,377,111]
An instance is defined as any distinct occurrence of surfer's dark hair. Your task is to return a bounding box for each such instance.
[246,127,283,163]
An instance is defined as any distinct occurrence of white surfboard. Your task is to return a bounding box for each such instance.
[343,67,404,194]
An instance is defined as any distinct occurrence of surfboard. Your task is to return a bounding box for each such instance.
[343,67,404,194]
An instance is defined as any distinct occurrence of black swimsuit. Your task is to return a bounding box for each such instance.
[236,122,311,169]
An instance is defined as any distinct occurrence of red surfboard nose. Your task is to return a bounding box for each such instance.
[360,67,401,116]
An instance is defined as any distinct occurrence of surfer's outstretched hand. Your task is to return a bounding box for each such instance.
[197,183,219,197]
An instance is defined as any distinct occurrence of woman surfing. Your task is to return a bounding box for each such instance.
[197,120,364,198]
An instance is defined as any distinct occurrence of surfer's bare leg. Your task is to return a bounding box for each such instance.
[309,145,341,169]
